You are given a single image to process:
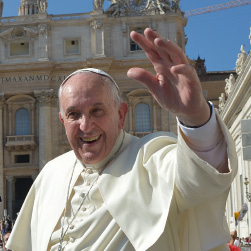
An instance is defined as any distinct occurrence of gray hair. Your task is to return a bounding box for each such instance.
[58,68,123,116]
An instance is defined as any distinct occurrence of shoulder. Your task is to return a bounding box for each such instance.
[122,131,177,166]
[36,150,76,181]
[137,131,177,151]
[44,150,75,169]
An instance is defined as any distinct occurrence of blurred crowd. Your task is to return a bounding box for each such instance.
[0,215,13,251]
[239,236,251,247]
[229,230,251,251]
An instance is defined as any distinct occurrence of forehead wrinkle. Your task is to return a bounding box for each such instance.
[61,75,117,113]
[65,102,107,112]
[63,74,106,94]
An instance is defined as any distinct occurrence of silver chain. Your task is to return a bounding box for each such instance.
[58,130,125,250]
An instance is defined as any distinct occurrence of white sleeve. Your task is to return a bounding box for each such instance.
[177,104,228,173]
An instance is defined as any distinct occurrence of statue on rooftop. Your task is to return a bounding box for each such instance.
[94,0,104,10]
[105,0,127,17]
[38,0,48,13]
[171,0,180,12]
[235,45,247,75]
[225,74,235,97]
[218,93,226,112]
[157,0,171,13]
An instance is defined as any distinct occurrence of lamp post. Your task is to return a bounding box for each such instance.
[244,177,251,202]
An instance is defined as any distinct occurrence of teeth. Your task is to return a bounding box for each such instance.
[82,135,99,142]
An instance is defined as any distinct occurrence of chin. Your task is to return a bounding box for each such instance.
[78,152,102,165]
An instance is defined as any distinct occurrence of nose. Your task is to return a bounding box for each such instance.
[79,115,93,132]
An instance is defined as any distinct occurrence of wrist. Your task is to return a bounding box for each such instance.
[178,101,212,128]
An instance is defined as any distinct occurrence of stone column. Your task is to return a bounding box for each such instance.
[0,94,5,218]
[153,101,158,132]
[25,4,28,15]
[38,24,50,61]
[30,107,35,135]
[34,90,55,170]
[51,96,60,157]
[122,21,127,57]
[90,19,105,57]
[167,20,177,43]
[6,176,14,218]
[8,107,13,136]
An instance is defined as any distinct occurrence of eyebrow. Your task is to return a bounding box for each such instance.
[65,103,105,112]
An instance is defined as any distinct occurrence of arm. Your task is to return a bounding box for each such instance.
[127,28,228,173]
[178,103,229,173]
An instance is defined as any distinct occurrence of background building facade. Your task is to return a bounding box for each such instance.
[220,35,251,238]
[0,0,230,222]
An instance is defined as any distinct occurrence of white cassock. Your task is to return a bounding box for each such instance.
[6,106,237,251]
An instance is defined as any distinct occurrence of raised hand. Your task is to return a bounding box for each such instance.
[127,28,210,127]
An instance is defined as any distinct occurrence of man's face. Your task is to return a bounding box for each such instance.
[3,233,10,250]
[59,73,127,164]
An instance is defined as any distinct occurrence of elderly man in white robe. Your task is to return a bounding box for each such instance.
[6,28,237,251]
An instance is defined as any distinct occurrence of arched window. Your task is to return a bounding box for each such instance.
[135,103,151,132]
[15,108,30,135]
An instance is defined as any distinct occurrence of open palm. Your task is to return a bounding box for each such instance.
[127,28,210,127]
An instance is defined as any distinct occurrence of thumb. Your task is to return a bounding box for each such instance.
[127,68,158,91]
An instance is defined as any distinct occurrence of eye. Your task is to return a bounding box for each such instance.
[91,107,104,116]
[66,111,80,120]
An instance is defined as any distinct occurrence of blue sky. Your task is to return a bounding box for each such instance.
[2,0,251,72]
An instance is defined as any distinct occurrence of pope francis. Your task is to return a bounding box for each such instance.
[6,28,237,251]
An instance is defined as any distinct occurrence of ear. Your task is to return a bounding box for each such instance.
[118,102,128,129]
[59,112,64,124]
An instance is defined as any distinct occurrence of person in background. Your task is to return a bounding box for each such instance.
[0,239,3,251]
[3,232,11,251]
[234,237,240,247]
[229,230,241,251]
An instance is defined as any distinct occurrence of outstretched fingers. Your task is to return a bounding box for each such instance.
[143,28,188,65]
[171,64,200,87]
[154,38,189,65]
[130,30,163,64]
[144,28,189,65]
[154,39,188,65]
[143,28,172,64]
[130,28,189,72]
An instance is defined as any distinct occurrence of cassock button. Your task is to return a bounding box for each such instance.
[69,225,74,230]
[80,192,86,198]
[82,207,87,212]
[87,169,93,174]
[69,237,75,243]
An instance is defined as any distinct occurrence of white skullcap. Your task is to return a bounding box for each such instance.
[61,68,119,90]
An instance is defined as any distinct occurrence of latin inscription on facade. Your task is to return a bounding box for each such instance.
[0,75,67,84]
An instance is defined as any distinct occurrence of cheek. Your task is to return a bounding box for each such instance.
[104,117,120,133]
[65,123,78,136]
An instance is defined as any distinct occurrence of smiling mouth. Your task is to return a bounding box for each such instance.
[81,135,100,143]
